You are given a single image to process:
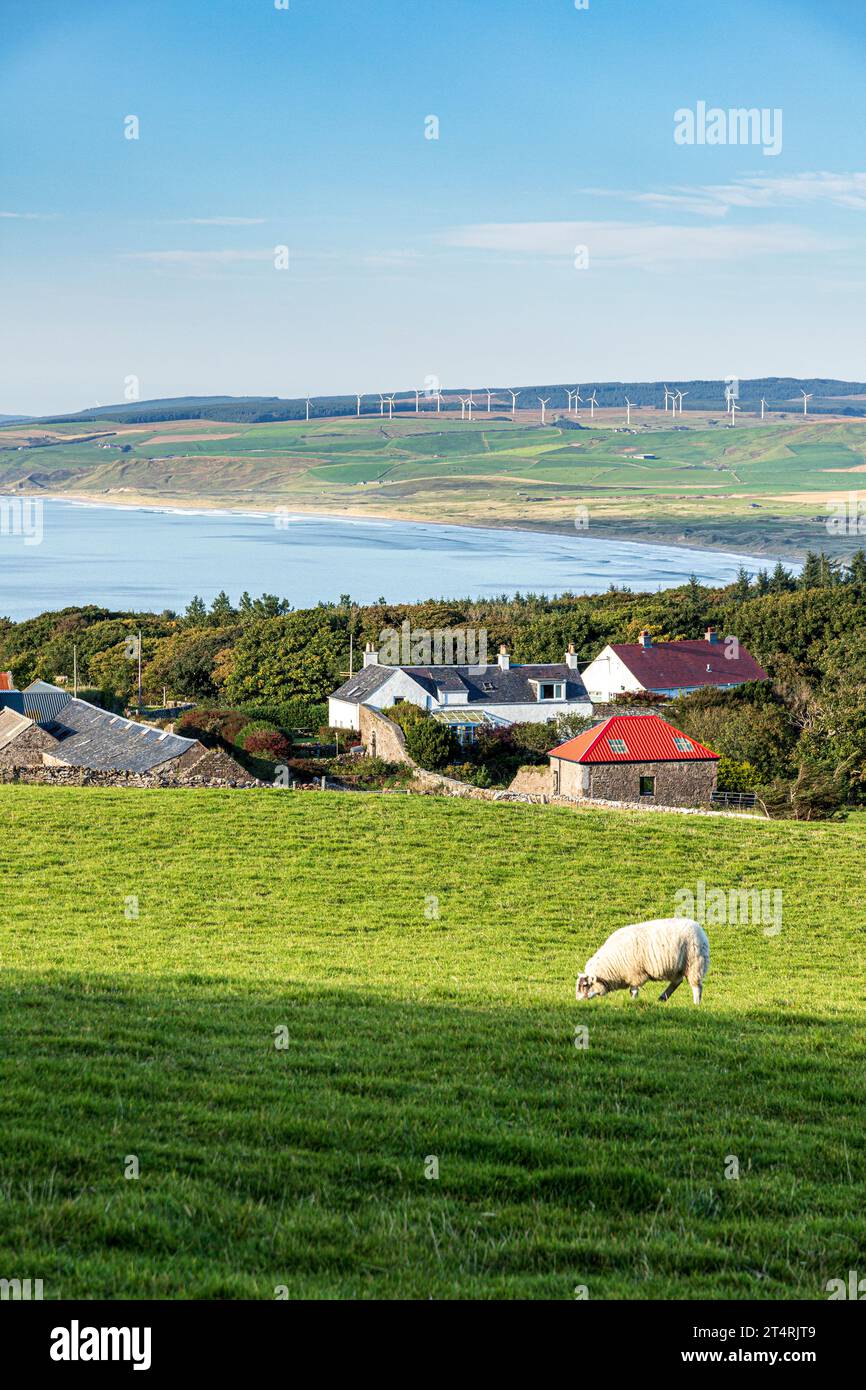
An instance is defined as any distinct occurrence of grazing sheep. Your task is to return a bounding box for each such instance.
[576,917,710,1005]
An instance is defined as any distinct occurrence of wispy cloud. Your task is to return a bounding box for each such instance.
[443,220,838,267]
[585,172,866,218]
[0,211,55,220]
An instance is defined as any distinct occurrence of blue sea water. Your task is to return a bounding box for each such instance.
[0,499,770,620]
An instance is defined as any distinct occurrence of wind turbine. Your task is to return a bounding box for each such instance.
[458,395,467,421]
[588,391,598,420]
[486,388,493,413]
[508,389,520,417]
[355,393,362,417]
[664,385,673,413]
[730,399,741,425]
[466,394,475,421]
[760,398,767,420]
[305,396,312,422]
[435,391,442,414]
[676,390,688,417]
[538,396,551,425]
[566,389,577,414]
[801,390,813,417]
[414,388,420,415]
[378,393,386,417]
[573,387,584,414]
[386,395,395,420]
[624,397,634,427]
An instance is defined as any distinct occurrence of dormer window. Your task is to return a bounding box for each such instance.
[536,681,564,701]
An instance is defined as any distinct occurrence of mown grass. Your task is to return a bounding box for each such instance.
[0,788,863,1300]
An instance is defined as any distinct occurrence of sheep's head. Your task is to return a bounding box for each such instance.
[576,973,608,1001]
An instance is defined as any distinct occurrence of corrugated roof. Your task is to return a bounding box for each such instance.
[610,638,767,690]
[549,714,719,764]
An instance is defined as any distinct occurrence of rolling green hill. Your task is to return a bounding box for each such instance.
[2,410,866,558]
[0,788,863,1299]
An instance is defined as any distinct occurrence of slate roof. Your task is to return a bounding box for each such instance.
[549,714,719,765]
[610,638,767,690]
[42,698,198,773]
[332,662,590,707]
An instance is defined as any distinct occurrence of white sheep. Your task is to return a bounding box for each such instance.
[576,917,710,1005]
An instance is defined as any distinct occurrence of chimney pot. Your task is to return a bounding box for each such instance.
[498,645,511,671]
[706,626,720,644]
[363,642,379,668]
[639,630,652,650]
[565,643,579,670]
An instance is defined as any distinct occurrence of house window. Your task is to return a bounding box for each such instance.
[538,682,564,701]
[673,736,693,752]
[607,737,628,754]
[552,764,560,794]
[639,775,655,797]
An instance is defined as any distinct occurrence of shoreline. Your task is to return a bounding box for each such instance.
[25,488,785,567]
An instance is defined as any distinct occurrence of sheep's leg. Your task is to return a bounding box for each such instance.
[630,986,640,999]
[659,977,683,1002]
[691,981,703,1005]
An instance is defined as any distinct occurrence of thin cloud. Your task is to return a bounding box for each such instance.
[585,172,866,218]
[0,211,55,220]
[444,220,838,267]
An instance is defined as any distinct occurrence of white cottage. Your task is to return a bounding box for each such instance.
[328,644,593,734]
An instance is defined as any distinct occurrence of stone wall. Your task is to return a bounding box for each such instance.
[507,764,553,796]
[359,706,411,763]
[588,759,717,808]
[0,766,264,788]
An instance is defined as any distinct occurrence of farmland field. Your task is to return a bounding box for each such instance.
[1,787,863,1300]
[3,409,866,558]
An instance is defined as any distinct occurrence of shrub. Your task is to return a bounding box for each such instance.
[716,757,758,792]
[387,700,427,734]
[405,719,455,770]
[242,730,292,760]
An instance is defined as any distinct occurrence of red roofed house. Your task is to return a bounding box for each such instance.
[548,713,720,808]
[581,627,768,703]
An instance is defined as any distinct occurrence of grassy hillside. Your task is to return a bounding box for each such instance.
[2,411,865,558]
[0,788,863,1299]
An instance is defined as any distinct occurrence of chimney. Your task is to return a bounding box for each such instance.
[497,644,511,671]
[565,642,579,671]
[363,642,379,668]
[639,630,652,650]
[705,626,720,644]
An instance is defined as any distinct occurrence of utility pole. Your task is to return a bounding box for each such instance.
[73,644,78,698]
[137,629,143,710]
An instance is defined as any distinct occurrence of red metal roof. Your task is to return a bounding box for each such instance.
[549,714,719,765]
[610,637,767,690]
[0,672,13,692]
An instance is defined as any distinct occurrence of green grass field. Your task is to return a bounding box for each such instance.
[1,787,863,1300]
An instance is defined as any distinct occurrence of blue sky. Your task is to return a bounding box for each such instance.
[3,0,866,415]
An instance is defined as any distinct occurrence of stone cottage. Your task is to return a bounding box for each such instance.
[547,713,719,808]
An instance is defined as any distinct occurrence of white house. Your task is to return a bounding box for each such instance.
[581,628,769,702]
[328,643,593,735]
